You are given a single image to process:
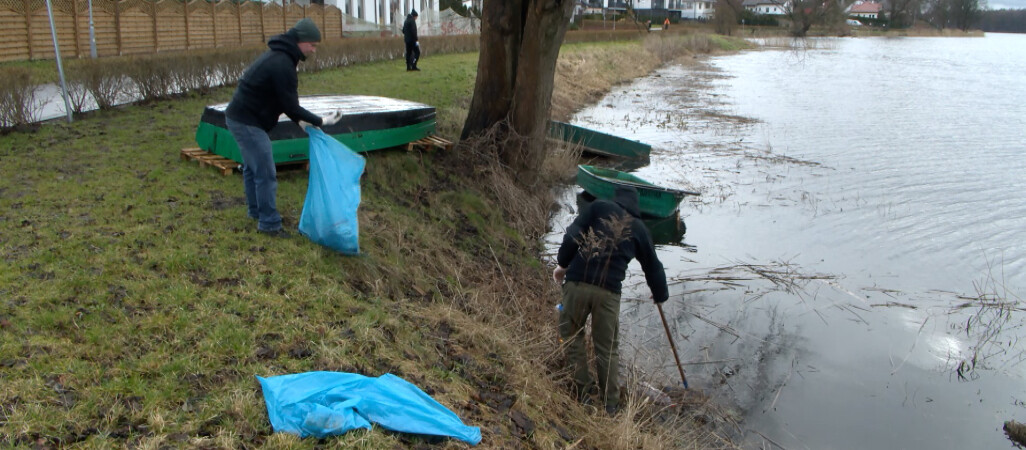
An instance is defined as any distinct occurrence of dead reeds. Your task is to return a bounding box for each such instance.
[948,260,1024,381]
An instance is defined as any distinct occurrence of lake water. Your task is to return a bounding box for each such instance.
[545,33,1026,449]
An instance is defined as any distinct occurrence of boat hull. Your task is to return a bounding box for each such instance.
[577,191,686,244]
[576,165,687,218]
[548,120,651,160]
[195,95,436,164]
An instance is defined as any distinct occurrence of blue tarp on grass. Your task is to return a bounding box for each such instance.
[256,371,481,445]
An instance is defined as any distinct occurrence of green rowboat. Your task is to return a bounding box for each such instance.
[548,120,651,160]
[576,191,687,244]
[195,95,436,165]
[576,165,700,218]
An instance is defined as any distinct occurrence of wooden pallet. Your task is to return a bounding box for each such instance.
[180,148,241,176]
[407,135,454,152]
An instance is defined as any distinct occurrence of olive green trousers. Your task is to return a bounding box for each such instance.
[558,281,621,410]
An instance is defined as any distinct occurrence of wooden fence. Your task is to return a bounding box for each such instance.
[0,0,343,62]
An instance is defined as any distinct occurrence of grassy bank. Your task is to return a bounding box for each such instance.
[0,33,748,448]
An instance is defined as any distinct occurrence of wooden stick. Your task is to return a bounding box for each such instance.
[657,303,689,389]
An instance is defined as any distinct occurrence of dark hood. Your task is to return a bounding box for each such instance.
[268,31,305,62]
[614,186,641,218]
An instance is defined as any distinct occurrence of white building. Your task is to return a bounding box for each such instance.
[847,1,882,19]
[582,0,715,20]
[334,0,440,27]
[742,0,786,15]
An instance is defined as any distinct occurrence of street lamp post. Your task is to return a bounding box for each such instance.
[45,0,74,123]
[88,0,97,58]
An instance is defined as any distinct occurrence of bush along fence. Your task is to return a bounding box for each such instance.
[0,29,644,131]
[0,0,342,62]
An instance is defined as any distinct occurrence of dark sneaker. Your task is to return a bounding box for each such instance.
[258,229,292,238]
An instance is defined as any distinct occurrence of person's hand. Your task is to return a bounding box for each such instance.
[321,109,342,127]
[552,266,567,284]
[654,295,668,305]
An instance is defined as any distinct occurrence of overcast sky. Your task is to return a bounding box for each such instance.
[986,0,1026,9]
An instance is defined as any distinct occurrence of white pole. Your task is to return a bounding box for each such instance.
[45,0,74,123]
[88,0,97,58]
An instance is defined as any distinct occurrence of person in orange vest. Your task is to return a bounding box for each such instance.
[663,17,670,30]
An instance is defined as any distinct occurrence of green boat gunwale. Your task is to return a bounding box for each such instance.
[576,164,700,218]
[548,120,652,160]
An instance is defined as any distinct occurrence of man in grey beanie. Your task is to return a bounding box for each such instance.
[225,18,341,238]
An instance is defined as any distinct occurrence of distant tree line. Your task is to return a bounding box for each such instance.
[920,0,986,31]
[878,0,986,31]
[977,8,1026,32]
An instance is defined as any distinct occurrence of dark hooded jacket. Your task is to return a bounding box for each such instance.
[225,30,321,132]
[557,186,669,302]
[402,13,418,44]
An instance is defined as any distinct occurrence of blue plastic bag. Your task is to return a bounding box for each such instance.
[299,128,365,254]
[257,371,482,445]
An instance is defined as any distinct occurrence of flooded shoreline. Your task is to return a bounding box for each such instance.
[546,34,1025,449]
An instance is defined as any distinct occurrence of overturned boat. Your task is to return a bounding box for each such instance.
[195,94,436,164]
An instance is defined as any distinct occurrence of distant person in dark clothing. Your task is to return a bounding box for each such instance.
[403,9,420,71]
[225,18,341,238]
[553,186,670,416]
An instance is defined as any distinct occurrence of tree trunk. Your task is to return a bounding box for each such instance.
[461,0,575,178]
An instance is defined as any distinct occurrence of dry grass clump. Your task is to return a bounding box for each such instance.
[542,132,585,183]
[550,34,748,122]
[562,369,739,449]
[451,123,555,240]
[1005,420,1026,447]
[551,41,661,121]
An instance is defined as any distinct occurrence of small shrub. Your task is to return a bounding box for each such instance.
[61,77,91,114]
[125,55,177,101]
[642,33,712,62]
[0,67,40,129]
[212,48,260,87]
[564,29,642,44]
[168,52,209,94]
[67,58,128,110]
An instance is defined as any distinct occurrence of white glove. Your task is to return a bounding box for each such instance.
[553,266,567,284]
[321,110,342,127]
[297,110,341,131]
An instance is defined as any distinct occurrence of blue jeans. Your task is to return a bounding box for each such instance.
[226,118,281,232]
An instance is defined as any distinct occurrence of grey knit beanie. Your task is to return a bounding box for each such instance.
[291,18,321,43]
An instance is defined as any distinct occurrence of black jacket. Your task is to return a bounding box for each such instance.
[402,14,418,44]
[225,31,321,132]
[557,187,669,302]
